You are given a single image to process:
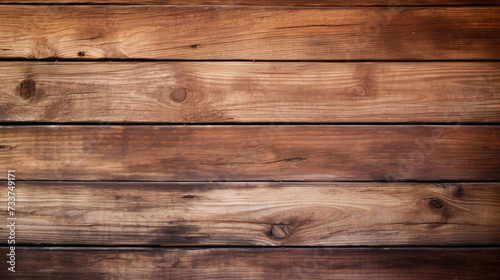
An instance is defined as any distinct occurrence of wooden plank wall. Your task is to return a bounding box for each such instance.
[0,0,499,279]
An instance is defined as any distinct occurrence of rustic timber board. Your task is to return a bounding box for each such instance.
[2,0,500,5]
[1,62,499,123]
[0,6,499,60]
[1,125,499,181]
[2,182,498,246]
[0,247,498,279]
[1,0,499,278]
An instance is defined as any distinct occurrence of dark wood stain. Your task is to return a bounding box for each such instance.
[454,185,464,198]
[2,126,499,181]
[1,247,498,279]
[150,225,205,245]
[18,79,36,99]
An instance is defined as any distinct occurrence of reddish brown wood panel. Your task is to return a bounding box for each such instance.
[1,247,498,279]
[2,182,498,246]
[1,125,499,181]
[1,0,499,5]
[0,6,499,60]
[1,62,499,123]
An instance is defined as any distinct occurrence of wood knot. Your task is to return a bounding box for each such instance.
[429,198,444,209]
[171,88,188,103]
[78,51,85,57]
[270,224,291,240]
[352,85,367,96]
[190,44,199,49]
[19,79,36,99]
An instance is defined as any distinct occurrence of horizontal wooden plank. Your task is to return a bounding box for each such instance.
[0,6,499,60]
[1,0,499,5]
[1,126,499,181]
[1,62,499,123]
[2,182,499,246]
[1,247,498,279]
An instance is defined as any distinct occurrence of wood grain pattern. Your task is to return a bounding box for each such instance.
[2,182,499,246]
[1,6,499,60]
[1,125,499,181]
[1,247,498,279]
[0,2,497,277]
[1,0,499,5]
[2,62,499,123]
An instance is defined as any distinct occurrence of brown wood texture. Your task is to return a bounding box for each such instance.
[1,125,499,181]
[0,6,499,60]
[2,182,498,246]
[1,0,499,5]
[1,247,498,279]
[1,62,499,123]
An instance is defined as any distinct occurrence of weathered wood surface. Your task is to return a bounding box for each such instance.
[1,62,499,123]
[1,247,498,279]
[1,6,499,60]
[1,0,499,5]
[2,182,499,246]
[1,125,499,181]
